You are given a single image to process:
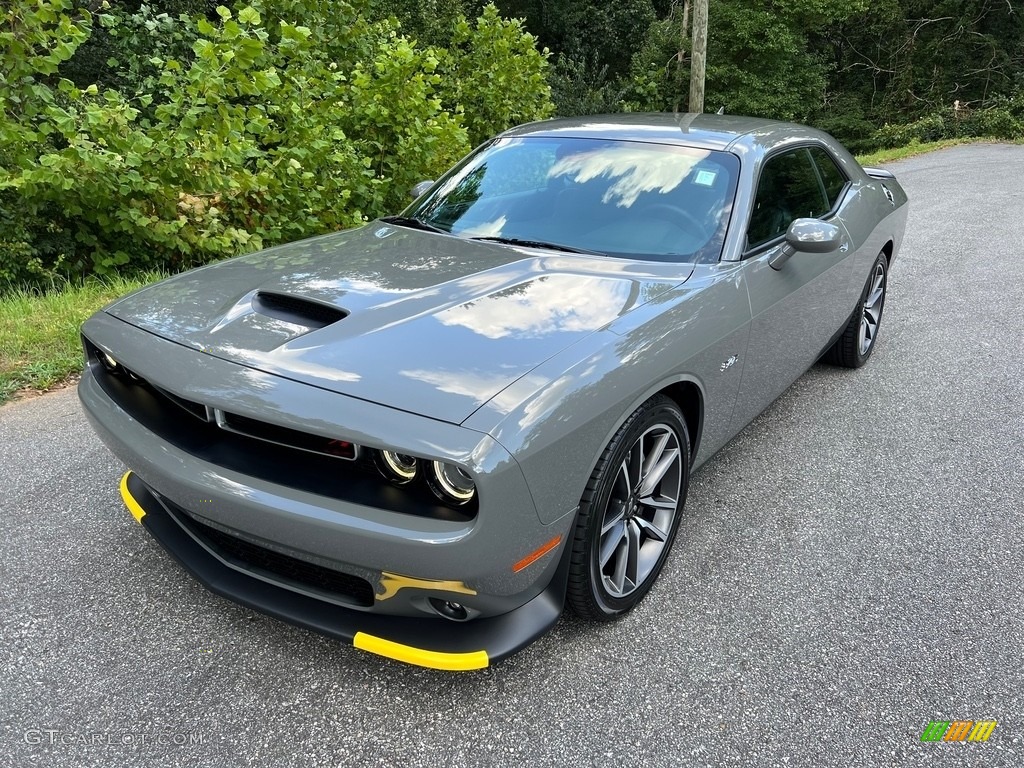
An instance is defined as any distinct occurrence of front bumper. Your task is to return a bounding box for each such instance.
[121,471,568,670]
[78,309,578,668]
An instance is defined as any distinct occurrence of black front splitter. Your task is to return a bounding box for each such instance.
[120,471,567,670]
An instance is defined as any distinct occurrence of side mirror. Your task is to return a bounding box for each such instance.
[410,180,434,199]
[768,219,842,270]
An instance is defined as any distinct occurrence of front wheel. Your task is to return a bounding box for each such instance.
[567,395,690,621]
[824,252,888,368]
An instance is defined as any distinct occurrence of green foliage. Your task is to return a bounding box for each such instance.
[6,0,1021,294]
[513,0,1023,150]
[618,7,689,113]
[0,0,553,290]
[622,0,871,119]
[497,0,654,79]
[871,107,1023,149]
[0,271,165,403]
[549,54,623,116]
[807,94,878,153]
[369,0,482,46]
[440,5,552,145]
[494,0,654,116]
[343,32,467,215]
[0,192,39,286]
[872,115,949,148]
[0,191,77,286]
[0,0,91,125]
[816,0,1024,149]
[0,0,94,283]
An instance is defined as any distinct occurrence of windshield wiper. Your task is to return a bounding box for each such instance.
[470,236,604,256]
[380,215,447,234]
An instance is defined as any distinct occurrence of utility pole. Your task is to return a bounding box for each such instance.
[689,0,708,113]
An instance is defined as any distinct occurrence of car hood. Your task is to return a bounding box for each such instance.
[106,224,692,423]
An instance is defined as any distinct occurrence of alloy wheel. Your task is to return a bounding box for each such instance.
[597,423,683,598]
[858,261,886,356]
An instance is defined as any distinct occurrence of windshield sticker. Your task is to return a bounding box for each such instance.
[694,169,717,187]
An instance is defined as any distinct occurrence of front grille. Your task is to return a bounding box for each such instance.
[151,384,209,421]
[219,411,357,460]
[94,348,359,461]
[177,510,375,607]
[84,339,476,522]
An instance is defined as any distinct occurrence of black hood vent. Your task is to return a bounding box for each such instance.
[252,292,347,329]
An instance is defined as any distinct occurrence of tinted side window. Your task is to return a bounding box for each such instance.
[747,149,827,248]
[809,146,848,208]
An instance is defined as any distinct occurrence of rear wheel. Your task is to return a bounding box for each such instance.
[567,395,690,621]
[824,252,888,368]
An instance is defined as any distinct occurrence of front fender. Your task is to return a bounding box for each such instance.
[464,263,752,524]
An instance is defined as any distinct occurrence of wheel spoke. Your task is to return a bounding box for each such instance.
[600,521,626,568]
[864,313,877,337]
[638,447,679,497]
[623,520,640,592]
[640,431,671,480]
[860,311,878,353]
[628,446,642,489]
[638,494,676,510]
[865,269,884,308]
[609,534,629,592]
[601,501,626,535]
[865,284,883,309]
[614,458,631,497]
[635,515,668,542]
[858,264,885,355]
[864,301,881,326]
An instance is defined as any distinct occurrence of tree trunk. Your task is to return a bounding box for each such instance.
[689,0,708,113]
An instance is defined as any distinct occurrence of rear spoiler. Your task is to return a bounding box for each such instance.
[862,166,895,180]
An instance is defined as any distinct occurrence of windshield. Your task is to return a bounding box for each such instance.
[404,136,740,263]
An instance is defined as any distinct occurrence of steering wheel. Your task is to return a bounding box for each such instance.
[643,204,708,238]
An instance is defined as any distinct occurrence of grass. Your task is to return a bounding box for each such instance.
[855,137,994,165]
[0,274,162,405]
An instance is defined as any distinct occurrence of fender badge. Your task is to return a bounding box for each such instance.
[720,355,738,372]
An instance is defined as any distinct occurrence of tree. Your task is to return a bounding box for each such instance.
[689,0,706,112]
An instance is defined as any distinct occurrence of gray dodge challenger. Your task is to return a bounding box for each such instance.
[79,114,908,670]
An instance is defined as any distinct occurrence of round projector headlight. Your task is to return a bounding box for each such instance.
[427,461,476,506]
[375,450,418,485]
[100,351,120,372]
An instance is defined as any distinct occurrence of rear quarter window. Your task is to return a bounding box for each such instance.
[809,146,848,209]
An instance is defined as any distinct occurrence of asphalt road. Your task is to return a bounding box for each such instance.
[2,144,1023,768]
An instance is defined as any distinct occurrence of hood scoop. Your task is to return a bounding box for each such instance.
[252,292,347,329]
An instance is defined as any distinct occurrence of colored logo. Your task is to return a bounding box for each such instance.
[920,720,997,742]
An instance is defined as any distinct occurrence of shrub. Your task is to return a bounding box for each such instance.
[870,106,1023,150]
[0,1,553,289]
[956,107,1023,140]
[871,115,949,148]
[438,5,552,146]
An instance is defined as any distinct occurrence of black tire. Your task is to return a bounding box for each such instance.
[824,252,888,368]
[567,395,690,621]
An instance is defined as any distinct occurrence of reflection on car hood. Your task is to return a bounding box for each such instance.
[106,224,693,423]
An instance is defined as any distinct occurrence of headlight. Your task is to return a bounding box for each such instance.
[375,450,418,485]
[427,461,476,505]
[100,351,120,372]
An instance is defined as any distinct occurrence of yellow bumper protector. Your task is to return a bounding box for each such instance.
[376,572,477,602]
[119,472,146,524]
[353,632,488,671]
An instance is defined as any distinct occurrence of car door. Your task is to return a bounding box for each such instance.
[729,145,856,432]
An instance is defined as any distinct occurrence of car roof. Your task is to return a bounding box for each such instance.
[499,113,832,154]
